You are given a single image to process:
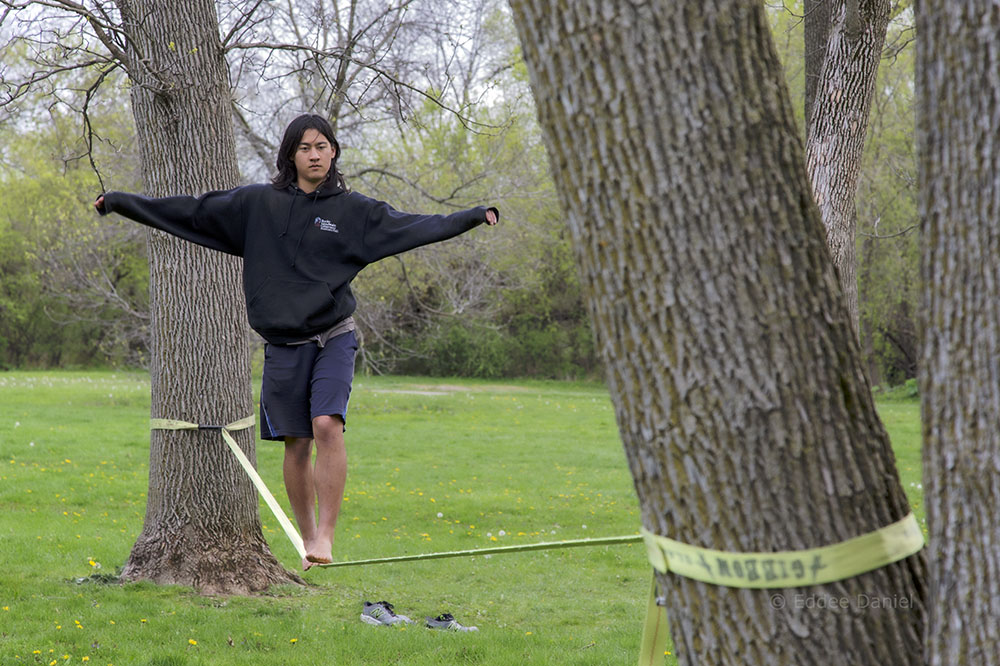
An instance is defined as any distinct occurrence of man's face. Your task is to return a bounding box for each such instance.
[293,128,336,192]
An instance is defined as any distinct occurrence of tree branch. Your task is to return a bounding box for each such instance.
[351,166,488,209]
[1,56,112,106]
[80,61,119,192]
[220,0,267,48]
[1,0,128,62]
[224,40,502,132]
[859,223,917,240]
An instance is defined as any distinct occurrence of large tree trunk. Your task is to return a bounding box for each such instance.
[113,0,299,593]
[508,2,925,663]
[917,2,1000,663]
[805,0,890,332]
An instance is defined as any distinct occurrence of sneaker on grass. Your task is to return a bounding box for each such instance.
[425,613,478,632]
[360,601,413,626]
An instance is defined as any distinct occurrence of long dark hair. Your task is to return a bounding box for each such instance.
[271,114,347,191]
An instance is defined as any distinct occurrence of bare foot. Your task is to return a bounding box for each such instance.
[305,537,333,567]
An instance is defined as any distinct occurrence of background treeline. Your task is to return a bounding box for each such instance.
[0,3,917,384]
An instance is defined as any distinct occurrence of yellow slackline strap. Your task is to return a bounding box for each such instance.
[150,416,307,560]
[638,574,670,666]
[316,534,643,568]
[635,513,924,664]
[640,512,924,589]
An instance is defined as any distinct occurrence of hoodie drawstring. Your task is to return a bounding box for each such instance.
[279,194,296,238]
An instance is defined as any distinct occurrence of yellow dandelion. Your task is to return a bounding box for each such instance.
[289,638,298,644]
[82,658,90,662]
[188,639,197,646]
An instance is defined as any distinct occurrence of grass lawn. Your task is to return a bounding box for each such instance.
[0,371,923,665]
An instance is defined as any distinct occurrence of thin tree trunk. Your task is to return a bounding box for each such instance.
[917,2,1000,663]
[113,0,299,593]
[805,0,890,333]
[508,2,925,663]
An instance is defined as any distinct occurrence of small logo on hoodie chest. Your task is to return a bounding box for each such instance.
[313,217,339,233]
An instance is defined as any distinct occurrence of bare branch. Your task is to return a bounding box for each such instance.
[859,223,918,240]
[393,255,462,317]
[80,61,119,192]
[351,166,488,209]
[1,56,112,106]
[225,40,502,132]
[220,0,267,47]
[1,0,127,61]
[232,101,274,172]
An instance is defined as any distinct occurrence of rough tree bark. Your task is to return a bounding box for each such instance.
[112,0,299,593]
[804,0,834,129]
[508,2,925,663]
[917,2,1000,663]
[805,0,890,332]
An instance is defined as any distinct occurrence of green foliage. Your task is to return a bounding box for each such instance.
[0,87,145,368]
[0,7,592,378]
[0,4,919,385]
[345,10,596,380]
[403,319,511,378]
[856,13,920,386]
[873,377,919,401]
[767,1,807,137]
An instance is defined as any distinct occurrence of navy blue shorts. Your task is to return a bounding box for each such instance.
[259,330,358,441]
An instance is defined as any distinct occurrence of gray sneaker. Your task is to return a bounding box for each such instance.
[425,613,478,632]
[360,600,413,626]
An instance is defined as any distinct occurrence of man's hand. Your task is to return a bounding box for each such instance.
[93,195,106,214]
[485,208,499,226]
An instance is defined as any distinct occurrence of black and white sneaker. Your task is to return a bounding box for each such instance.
[425,612,478,632]
[360,600,413,626]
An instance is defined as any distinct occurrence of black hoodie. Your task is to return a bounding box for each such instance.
[99,181,496,344]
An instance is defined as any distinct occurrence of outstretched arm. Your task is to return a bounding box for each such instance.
[94,189,247,257]
[361,198,500,264]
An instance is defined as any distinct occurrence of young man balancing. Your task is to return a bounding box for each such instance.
[95,114,499,570]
